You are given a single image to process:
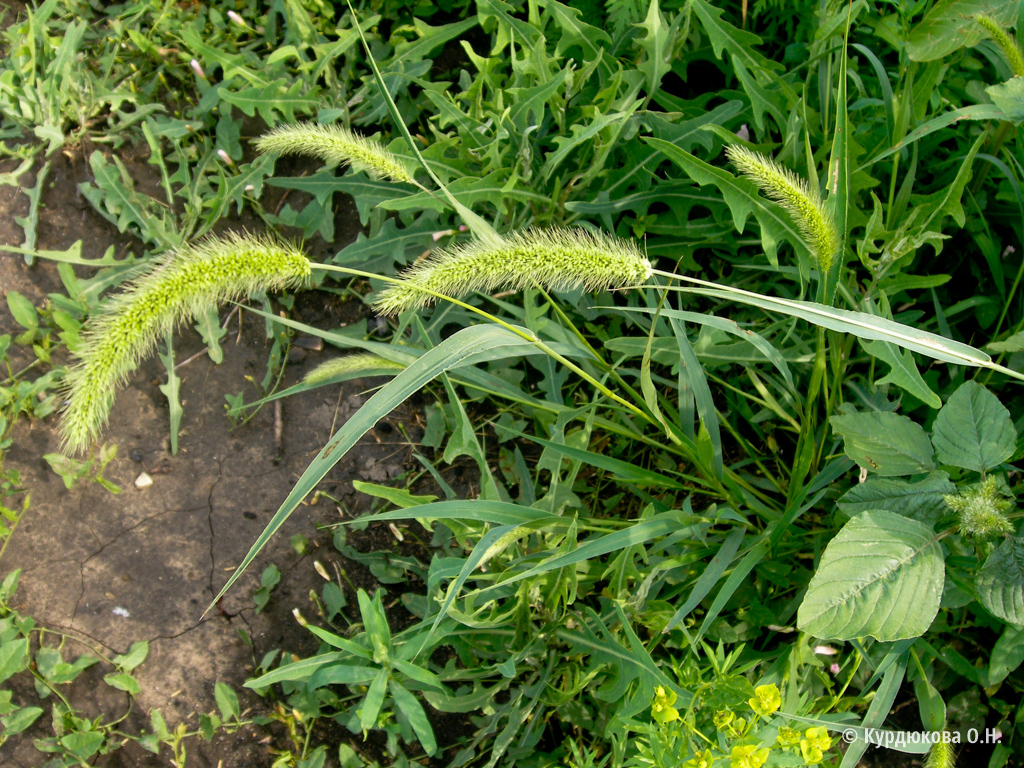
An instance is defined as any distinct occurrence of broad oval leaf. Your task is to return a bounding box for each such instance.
[798,510,944,641]
[836,472,955,525]
[977,537,1024,627]
[907,0,1016,62]
[830,411,935,477]
[932,381,1016,472]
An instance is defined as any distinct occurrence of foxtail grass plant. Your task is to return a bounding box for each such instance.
[255,123,418,184]
[303,354,405,385]
[725,145,840,272]
[60,234,311,454]
[976,16,1024,77]
[373,228,652,316]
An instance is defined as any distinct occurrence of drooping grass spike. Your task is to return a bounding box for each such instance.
[303,354,405,385]
[255,123,417,184]
[60,234,312,454]
[976,16,1024,77]
[726,145,840,272]
[373,228,652,316]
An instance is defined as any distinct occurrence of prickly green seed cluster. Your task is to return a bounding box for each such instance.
[725,145,840,273]
[373,228,653,316]
[60,234,312,454]
[944,476,1015,538]
[255,123,416,184]
[976,16,1024,78]
[303,354,405,385]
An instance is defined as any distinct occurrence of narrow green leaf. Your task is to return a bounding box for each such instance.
[208,325,537,614]
[390,680,437,755]
[359,669,388,731]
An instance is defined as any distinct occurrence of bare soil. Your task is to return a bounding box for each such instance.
[0,139,426,766]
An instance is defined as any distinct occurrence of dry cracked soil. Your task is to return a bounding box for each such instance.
[0,134,430,766]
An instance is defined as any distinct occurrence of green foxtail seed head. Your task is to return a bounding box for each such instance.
[373,228,652,316]
[60,234,312,454]
[925,738,955,768]
[944,476,1015,538]
[303,354,405,385]
[725,145,840,273]
[976,16,1024,78]
[255,123,416,184]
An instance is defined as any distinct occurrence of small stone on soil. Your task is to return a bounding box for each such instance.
[135,472,153,489]
[130,449,144,462]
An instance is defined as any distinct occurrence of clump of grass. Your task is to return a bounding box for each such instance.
[374,228,652,316]
[60,234,312,454]
[303,354,405,385]
[976,16,1024,77]
[725,145,840,272]
[255,123,416,184]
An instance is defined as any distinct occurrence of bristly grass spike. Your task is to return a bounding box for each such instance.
[60,234,312,453]
[374,227,653,315]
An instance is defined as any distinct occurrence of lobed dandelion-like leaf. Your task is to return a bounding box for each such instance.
[373,228,653,316]
[976,16,1024,78]
[726,145,840,272]
[60,234,312,454]
[303,354,405,385]
[255,123,416,184]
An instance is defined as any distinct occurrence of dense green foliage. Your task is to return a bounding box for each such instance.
[3,0,1024,766]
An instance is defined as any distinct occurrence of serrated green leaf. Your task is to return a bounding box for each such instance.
[837,472,955,525]
[689,0,785,86]
[830,411,936,476]
[977,537,1024,626]
[932,381,1016,472]
[220,80,319,126]
[635,0,672,102]
[798,510,944,640]
[194,306,226,364]
[381,174,547,213]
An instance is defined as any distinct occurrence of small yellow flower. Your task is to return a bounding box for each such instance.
[799,727,833,764]
[776,726,801,748]
[684,748,715,768]
[729,744,770,768]
[714,709,735,730]
[651,685,680,724]
[749,684,781,718]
